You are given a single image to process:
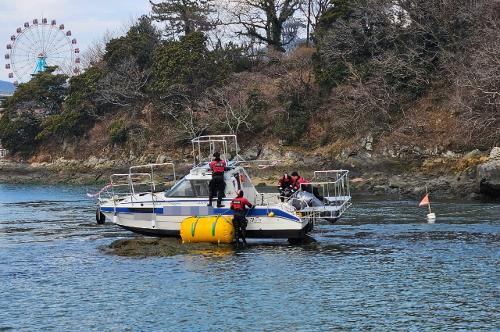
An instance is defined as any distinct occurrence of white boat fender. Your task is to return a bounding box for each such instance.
[96,207,106,225]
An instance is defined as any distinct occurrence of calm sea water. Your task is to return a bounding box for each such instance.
[0,184,498,331]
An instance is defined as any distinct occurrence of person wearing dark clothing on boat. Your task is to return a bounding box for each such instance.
[278,172,294,202]
[291,171,324,201]
[208,152,226,207]
[230,190,253,247]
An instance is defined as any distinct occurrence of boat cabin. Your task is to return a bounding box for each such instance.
[165,163,259,205]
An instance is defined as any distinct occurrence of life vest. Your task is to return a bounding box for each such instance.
[279,176,292,188]
[230,197,250,211]
[293,176,309,190]
[210,159,226,173]
[297,176,309,185]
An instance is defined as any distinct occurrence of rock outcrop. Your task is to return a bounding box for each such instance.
[477,147,500,198]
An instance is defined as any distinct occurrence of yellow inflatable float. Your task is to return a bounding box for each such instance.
[180,216,234,244]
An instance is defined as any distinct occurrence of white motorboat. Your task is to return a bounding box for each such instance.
[95,135,352,242]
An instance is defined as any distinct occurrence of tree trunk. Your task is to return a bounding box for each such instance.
[306,0,311,46]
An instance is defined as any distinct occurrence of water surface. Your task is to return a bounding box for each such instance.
[0,184,498,330]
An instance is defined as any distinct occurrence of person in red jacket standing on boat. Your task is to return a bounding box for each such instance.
[230,190,253,247]
[208,152,226,207]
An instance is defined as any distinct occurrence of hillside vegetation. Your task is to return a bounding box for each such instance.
[0,0,498,163]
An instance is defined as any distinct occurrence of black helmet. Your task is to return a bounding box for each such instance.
[237,190,244,197]
[291,171,299,177]
[213,152,220,158]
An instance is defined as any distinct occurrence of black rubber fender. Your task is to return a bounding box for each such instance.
[96,208,106,224]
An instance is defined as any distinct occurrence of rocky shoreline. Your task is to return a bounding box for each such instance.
[1,147,499,200]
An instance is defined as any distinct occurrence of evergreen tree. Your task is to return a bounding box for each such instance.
[150,0,215,38]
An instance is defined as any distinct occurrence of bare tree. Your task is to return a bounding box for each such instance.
[81,30,116,68]
[449,1,500,147]
[202,86,253,135]
[153,85,209,139]
[165,102,209,139]
[300,0,330,45]
[96,58,149,107]
[229,0,303,52]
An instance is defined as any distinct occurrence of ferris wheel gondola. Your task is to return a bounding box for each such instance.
[4,18,81,85]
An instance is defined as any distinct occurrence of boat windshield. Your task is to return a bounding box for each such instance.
[165,178,210,197]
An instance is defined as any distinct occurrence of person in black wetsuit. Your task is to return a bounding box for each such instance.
[208,152,226,207]
[230,190,253,247]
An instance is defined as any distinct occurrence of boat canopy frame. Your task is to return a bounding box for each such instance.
[191,135,244,166]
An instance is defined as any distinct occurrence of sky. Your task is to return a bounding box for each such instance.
[0,0,151,81]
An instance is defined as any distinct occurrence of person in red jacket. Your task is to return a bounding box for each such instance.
[208,152,226,207]
[291,171,324,201]
[278,173,293,202]
[291,171,308,191]
[230,190,253,247]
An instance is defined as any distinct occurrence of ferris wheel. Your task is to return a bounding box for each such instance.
[4,18,81,85]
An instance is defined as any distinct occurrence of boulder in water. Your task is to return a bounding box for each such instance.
[105,237,235,257]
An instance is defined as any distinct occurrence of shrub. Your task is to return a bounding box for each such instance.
[36,111,92,141]
[0,112,40,156]
[109,119,129,145]
[272,95,310,145]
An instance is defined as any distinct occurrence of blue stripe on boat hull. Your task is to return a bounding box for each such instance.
[100,206,300,221]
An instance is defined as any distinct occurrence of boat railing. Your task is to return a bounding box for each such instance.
[255,192,299,220]
[292,170,352,221]
[102,162,177,206]
[129,162,176,192]
[0,148,7,158]
[109,172,153,198]
[258,192,282,205]
[311,170,351,202]
[106,172,158,213]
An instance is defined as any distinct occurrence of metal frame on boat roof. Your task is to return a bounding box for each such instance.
[191,134,244,165]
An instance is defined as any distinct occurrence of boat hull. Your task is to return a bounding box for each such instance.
[116,224,312,239]
[101,206,311,239]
